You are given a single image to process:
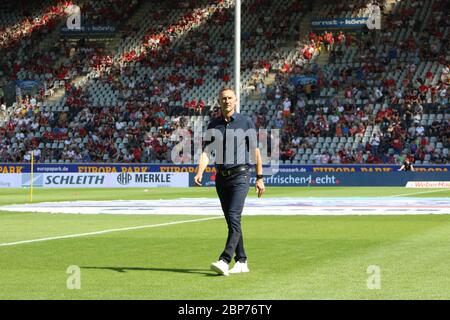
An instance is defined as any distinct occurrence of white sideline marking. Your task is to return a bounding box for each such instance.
[1,197,449,216]
[390,189,450,198]
[0,217,221,248]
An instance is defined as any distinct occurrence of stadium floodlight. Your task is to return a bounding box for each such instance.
[235,0,241,112]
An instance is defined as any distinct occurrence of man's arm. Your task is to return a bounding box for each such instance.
[255,147,265,197]
[255,147,263,176]
[194,151,210,186]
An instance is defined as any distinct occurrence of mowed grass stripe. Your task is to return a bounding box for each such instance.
[1,187,450,299]
[1,215,450,299]
[0,212,221,243]
[0,216,221,247]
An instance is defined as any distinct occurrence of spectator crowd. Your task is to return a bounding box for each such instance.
[0,0,448,165]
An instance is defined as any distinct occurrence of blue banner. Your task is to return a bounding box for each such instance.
[192,172,450,187]
[16,80,41,90]
[311,18,368,29]
[61,25,116,35]
[290,76,317,86]
[1,164,449,174]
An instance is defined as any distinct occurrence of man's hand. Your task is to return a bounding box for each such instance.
[194,174,203,186]
[195,153,209,187]
[255,179,265,198]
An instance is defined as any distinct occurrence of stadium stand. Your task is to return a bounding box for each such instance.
[0,0,448,165]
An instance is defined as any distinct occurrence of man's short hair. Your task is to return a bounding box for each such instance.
[219,87,235,97]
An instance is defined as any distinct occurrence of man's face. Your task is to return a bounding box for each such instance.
[219,89,236,115]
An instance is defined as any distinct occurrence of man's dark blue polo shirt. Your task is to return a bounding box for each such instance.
[203,112,257,170]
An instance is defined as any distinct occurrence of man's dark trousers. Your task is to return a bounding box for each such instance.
[215,170,250,264]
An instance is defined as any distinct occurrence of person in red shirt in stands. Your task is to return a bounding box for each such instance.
[133,147,142,162]
[431,85,439,102]
[325,31,334,51]
[349,125,358,137]
[281,62,290,73]
[195,77,204,86]
[339,149,348,163]
[335,124,343,137]
[190,99,197,110]
[336,31,345,45]
[392,137,402,154]
[331,79,339,90]
[345,33,353,47]
[415,147,425,162]
[153,85,161,96]
[376,108,386,123]
[385,106,394,118]
[367,151,375,163]
[344,86,352,100]
[407,154,415,164]
[316,33,323,47]
[425,71,433,83]
[385,78,396,87]
[420,136,428,148]
[355,151,363,163]
[419,83,428,95]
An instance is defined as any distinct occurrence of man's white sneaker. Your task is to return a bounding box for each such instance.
[210,260,229,276]
[229,261,250,274]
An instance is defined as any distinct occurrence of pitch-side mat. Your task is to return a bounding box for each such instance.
[1,198,449,215]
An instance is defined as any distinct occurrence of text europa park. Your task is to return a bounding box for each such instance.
[0,166,24,174]
[77,166,217,173]
[78,166,149,173]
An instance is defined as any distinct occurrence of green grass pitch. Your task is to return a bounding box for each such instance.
[1,187,450,300]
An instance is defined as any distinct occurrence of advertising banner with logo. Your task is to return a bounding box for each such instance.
[192,172,450,187]
[311,18,369,29]
[406,181,450,188]
[18,172,189,188]
[1,163,449,174]
[0,174,22,188]
[113,172,188,188]
[61,25,117,36]
[290,76,317,86]
[2,170,450,188]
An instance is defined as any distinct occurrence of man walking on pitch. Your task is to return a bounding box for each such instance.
[194,87,266,276]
